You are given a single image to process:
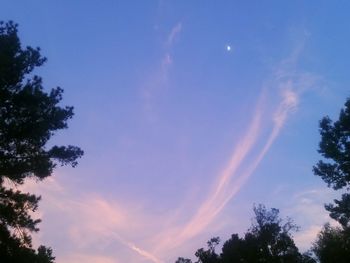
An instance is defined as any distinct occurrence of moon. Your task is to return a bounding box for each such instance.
[226,45,231,51]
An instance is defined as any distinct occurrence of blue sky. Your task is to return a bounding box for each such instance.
[2,1,350,262]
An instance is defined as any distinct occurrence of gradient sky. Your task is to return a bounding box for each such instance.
[2,1,350,262]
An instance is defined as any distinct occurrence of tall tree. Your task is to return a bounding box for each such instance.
[0,21,83,262]
[312,97,350,262]
[313,98,350,227]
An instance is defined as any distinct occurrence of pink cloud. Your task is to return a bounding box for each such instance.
[167,22,182,46]
[154,87,300,253]
[16,41,322,263]
[20,80,303,263]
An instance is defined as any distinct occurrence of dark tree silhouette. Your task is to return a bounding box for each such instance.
[312,223,350,263]
[220,205,311,263]
[311,98,350,262]
[176,205,314,263]
[0,21,83,262]
[195,237,221,263]
[175,257,193,263]
[313,98,350,227]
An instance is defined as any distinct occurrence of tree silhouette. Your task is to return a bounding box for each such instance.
[313,98,350,227]
[176,205,314,263]
[312,97,350,262]
[0,21,83,262]
[195,237,221,263]
[175,257,193,263]
[312,223,350,263]
[220,205,310,263]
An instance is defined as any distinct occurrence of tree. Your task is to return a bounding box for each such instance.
[0,21,83,262]
[194,237,220,263]
[312,98,350,262]
[175,257,192,263]
[176,205,314,263]
[313,98,350,227]
[312,223,350,263]
[220,205,309,263]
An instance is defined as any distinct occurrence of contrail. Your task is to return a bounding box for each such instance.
[127,242,163,263]
[219,87,298,211]
[174,101,264,245]
[154,93,265,251]
[101,88,298,262]
[163,88,298,250]
[111,232,163,263]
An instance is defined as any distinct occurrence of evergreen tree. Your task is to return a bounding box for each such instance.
[313,98,350,227]
[312,98,350,262]
[0,21,83,262]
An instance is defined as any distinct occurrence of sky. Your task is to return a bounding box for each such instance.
[2,1,350,262]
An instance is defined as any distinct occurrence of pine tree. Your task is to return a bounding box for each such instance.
[0,21,83,262]
[313,98,350,227]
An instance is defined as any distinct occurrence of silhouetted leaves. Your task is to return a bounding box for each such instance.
[313,98,350,227]
[311,98,350,262]
[175,257,192,263]
[0,21,83,262]
[177,205,313,263]
[312,223,350,263]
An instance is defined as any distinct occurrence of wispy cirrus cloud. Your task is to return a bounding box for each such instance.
[142,22,182,121]
[64,197,163,263]
[156,88,300,253]
[166,22,182,47]
[152,41,320,258]
[287,188,339,250]
[124,241,163,263]
[158,96,265,250]
[21,177,163,263]
[23,41,320,263]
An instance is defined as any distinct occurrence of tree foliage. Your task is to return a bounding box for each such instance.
[176,205,314,263]
[0,21,83,262]
[313,98,350,227]
[175,258,193,263]
[312,223,350,263]
[311,97,350,262]
[195,237,221,263]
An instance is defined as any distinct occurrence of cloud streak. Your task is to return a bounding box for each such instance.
[127,242,163,263]
[142,22,182,121]
[154,45,308,254]
[66,197,163,263]
[167,22,182,46]
[160,86,299,251]
[168,95,265,248]
[33,56,303,263]
[287,188,339,250]
[19,40,320,262]
[109,233,163,263]
[20,177,163,263]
